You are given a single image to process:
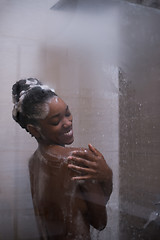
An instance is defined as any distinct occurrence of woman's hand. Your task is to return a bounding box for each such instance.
[68,144,113,203]
[67,144,112,182]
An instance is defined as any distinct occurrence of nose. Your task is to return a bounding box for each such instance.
[62,117,72,128]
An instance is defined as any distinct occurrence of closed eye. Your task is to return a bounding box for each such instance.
[65,106,71,117]
[50,116,60,126]
[65,111,71,117]
[49,106,71,125]
[50,120,60,126]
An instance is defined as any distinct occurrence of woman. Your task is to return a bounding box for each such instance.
[12,78,113,240]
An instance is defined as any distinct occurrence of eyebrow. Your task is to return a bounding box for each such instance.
[49,105,69,119]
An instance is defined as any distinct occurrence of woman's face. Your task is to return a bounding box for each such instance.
[37,97,74,146]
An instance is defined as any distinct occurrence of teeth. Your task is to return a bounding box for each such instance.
[64,129,72,136]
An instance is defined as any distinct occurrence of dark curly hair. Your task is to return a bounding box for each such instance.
[12,78,57,132]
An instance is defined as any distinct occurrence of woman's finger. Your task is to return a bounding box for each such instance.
[71,175,95,181]
[67,156,97,169]
[68,164,96,174]
[88,144,101,157]
[71,149,96,162]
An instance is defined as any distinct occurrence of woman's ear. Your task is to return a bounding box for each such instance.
[27,124,41,139]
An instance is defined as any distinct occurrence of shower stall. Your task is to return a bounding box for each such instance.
[0,0,159,239]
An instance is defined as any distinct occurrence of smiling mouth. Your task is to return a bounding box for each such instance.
[63,129,73,137]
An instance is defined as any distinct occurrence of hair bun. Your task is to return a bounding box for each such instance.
[12,78,56,128]
[12,78,42,104]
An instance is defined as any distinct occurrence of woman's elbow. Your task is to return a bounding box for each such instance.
[90,210,107,231]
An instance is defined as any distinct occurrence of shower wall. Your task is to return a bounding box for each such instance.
[0,39,45,239]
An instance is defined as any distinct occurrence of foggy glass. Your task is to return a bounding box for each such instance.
[0,0,159,239]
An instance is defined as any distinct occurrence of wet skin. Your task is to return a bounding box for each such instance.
[28,97,113,240]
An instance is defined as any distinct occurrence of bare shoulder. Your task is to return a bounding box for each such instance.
[43,145,87,159]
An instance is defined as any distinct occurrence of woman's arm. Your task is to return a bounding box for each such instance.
[79,179,107,230]
[67,145,113,230]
